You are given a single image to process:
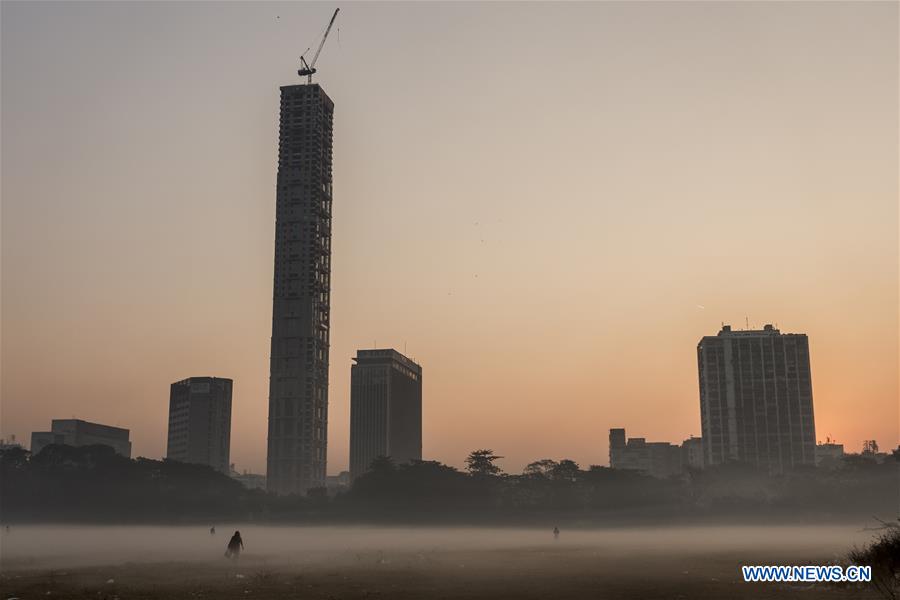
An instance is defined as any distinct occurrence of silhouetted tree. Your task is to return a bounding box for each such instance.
[0,444,265,523]
[369,455,396,474]
[551,459,580,482]
[523,459,558,478]
[3,443,897,524]
[466,449,503,477]
[849,528,900,600]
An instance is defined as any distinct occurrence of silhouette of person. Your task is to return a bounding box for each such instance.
[210,526,216,536]
[553,526,560,540]
[225,530,244,559]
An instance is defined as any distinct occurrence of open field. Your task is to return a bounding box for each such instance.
[0,525,882,599]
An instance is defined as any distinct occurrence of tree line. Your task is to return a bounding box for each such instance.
[1,444,897,524]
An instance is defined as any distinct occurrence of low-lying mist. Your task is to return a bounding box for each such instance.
[0,524,871,570]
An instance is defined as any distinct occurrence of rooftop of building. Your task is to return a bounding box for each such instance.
[279,83,334,106]
[353,348,421,372]
[609,428,681,449]
[49,418,130,436]
[698,324,809,342]
[719,323,780,335]
[172,376,234,386]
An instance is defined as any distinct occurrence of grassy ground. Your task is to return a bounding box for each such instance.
[0,546,880,600]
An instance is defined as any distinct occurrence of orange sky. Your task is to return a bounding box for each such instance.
[2,2,897,474]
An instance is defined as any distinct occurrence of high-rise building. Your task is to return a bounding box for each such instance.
[166,377,233,473]
[697,324,816,472]
[266,83,334,494]
[350,349,422,480]
[31,419,131,457]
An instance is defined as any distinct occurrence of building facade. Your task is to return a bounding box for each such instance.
[266,83,335,494]
[815,442,844,467]
[31,419,131,457]
[681,436,704,470]
[0,435,23,451]
[166,377,233,473]
[232,472,267,490]
[350,349,422,480]
[325,470,351,495]
[608,428,682,478]
[697,324,816,473]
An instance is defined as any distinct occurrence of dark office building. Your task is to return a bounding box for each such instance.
[31,419,131,457]
[266,83,334,494]
[167,377,233,473]
[350,349,422,480]
[697,324,816,473]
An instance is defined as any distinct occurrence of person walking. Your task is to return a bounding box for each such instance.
[225,530,244,559]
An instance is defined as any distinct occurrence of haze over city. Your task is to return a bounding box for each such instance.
[2,1,897,476]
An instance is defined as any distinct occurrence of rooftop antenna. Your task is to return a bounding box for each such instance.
[298,8,340,84]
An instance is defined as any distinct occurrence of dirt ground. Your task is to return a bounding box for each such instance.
[0,524,884,599]
[0,546,881,599]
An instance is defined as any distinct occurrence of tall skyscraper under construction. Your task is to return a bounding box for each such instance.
[266,82,334,494]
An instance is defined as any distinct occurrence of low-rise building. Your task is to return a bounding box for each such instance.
[232,471,267,490]
[31,419,131,457]
[326,471,351,494]
[609,428,681,478]
[815,442,844,467]
[0,435,23,451]
[682,436,704,470]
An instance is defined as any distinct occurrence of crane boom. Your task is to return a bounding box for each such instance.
[310,8,339,69]
[298,8,340,83]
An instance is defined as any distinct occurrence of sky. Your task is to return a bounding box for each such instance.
[2,1,897,475]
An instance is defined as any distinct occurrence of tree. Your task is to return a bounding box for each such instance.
[551,459,580,482]
[1,444,257,522]
[466,449,503,477]
[848,528,900,600]
[369,455,396,474]
[523,459,558,478]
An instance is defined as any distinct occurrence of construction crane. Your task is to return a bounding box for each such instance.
[298,8,340,83]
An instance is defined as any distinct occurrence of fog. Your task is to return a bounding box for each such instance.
[0,524,870,571]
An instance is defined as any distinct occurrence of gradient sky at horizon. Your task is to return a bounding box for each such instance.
[2,1,897,475]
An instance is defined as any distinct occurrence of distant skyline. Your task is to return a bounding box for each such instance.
[2,2,897,474]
